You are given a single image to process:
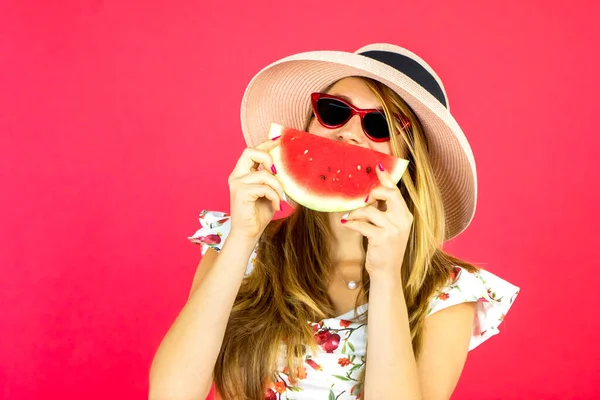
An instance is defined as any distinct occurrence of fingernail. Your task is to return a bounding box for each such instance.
[279,203,283,211]
[271,135,281,141]
[340,212,350,223]
[271,164,277,174]
[378,162,385,171]
[364,195,369,202]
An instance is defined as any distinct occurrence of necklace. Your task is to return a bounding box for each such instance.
[335,269,360,290]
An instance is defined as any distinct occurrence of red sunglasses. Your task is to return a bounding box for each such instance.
[311,92,411,142]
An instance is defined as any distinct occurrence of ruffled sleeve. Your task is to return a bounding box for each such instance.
[427,266,520,351]
[187,210,257,276]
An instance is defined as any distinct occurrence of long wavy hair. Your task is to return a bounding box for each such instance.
[213,77,479,399]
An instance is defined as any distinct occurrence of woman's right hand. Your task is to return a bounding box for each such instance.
[227,137,285,242]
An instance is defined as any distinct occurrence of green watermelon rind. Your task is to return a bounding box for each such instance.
[268,123,409,213]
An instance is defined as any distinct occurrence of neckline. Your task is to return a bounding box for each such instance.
[331,303,369,320]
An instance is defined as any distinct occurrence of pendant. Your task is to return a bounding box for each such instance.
[347,280,358,290]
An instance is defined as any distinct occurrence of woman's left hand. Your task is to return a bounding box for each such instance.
[340,162,413,281]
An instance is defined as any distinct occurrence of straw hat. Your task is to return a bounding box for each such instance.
[239,43,477,240]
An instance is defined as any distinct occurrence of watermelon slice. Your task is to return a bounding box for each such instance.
[268,123,409,212]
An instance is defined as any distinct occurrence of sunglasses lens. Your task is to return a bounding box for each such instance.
[316,98,352,127]
[363,112,390,139]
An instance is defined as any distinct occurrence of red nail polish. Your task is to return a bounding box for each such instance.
[271,135,281,140]
[279,204,283,211]
[364,195,369,202]
[378,162,385,171]
[340,219,347,224]
[271,164,277,174]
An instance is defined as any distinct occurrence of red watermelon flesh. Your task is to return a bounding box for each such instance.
[268,124,409,212]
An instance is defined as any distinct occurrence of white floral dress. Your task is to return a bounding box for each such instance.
[189,210,520,400]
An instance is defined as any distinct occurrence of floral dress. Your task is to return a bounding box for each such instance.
[189,210,520,400]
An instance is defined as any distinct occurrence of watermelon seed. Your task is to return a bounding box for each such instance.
[366,166,372,173]
[357,165,362,171]
[337,169,341,174]
[348,174,352,178]
[304,149,308,154]
[309,158,313,161]
[320,175,326,180]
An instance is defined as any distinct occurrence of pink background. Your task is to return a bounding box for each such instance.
[1,0,599,399]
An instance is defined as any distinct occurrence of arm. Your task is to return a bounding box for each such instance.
[365,277,421,400]
[343,165,475,399]
[149,135,283,400]
[148,235,257,400]
[365,278,475,400]
[417,301,475,399]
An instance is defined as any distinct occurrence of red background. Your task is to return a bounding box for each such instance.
[1,1,599,399]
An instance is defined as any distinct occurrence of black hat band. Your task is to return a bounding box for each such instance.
[359,50,447,108]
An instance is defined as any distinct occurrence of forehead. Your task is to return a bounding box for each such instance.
[325,77,383,110]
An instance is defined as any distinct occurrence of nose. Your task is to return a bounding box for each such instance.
[336,114,364,144]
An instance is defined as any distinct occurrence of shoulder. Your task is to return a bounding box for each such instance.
[427,266,521,351]
[188,210,232,255]
[188,210,258,276]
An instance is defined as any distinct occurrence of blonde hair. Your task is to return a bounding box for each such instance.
[212,76,479,399]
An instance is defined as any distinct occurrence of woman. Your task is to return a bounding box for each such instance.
[149,44,520,400]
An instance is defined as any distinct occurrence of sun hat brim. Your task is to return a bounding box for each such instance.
[240,44,477,240]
